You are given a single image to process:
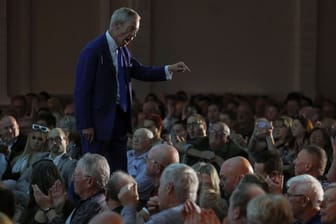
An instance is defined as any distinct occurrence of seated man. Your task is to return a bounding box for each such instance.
[220,156,254,202]
[33,153,110,223]
[0,115,27,180]
[294,144,329,189]
[127,128,154,203]
[106,170,136,213]
[120,163,199,224]
[286,174,324,224]
[226,183,266,224]
[145,144,180,196]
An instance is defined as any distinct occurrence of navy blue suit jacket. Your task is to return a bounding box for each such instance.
[74,34,167,141]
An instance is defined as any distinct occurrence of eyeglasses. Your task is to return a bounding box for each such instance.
[32,124,49,133]
[145,155,162,167]
[286,192,310,202]
[48,136,64,144]
[73,171,92,179]
[187,122,202,128]
[209,128,229,137]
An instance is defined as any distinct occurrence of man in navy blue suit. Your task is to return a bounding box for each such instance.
[74,7,190,172]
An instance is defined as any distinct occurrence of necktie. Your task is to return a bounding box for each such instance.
[117,47,127,112]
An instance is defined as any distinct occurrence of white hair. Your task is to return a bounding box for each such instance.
[110,7,140,27]
[287,174,324,208]
[160,163,199,203]
[135,128,154,139]
[77,153,110,190]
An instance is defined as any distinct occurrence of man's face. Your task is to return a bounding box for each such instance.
[186,116,205,139]
[145,150,161,179]
[47,129,67,155]
[207,105,220,123]
[220,165,237,198]
[294,149,310,175]
[73,166,91,198]
[0,116,19,143]
[209,123,229,150]
[286,184,306,219]
[113,17,140,47]
[321,187,336,224]
[132,129,151,152]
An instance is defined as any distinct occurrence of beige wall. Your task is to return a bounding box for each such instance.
[2,0,336,103]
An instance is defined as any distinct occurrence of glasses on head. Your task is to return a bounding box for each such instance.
[48,136,64,144]
[32,124,49,133]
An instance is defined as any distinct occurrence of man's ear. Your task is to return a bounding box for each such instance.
[305,161,313,172]
[233,206,241,220]
[167,182,174,195]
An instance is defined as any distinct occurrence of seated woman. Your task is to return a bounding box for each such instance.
[20,159,72,224]
[2,123,49,185]
[192,162,227,221]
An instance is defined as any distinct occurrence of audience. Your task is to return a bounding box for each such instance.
[2,90,336,223]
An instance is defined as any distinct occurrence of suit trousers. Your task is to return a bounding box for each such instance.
[81,106,128,173]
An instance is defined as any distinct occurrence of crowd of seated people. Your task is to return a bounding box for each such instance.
[1,90,336,223]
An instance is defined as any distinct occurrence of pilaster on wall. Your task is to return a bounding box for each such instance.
[293,0,317,99]
[129,0,153,101]
[0,0,10,105]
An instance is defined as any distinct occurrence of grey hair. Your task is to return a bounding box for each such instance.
[230,183,265,218]
[77,153,110,191]
[247,194,293,224]
[160,163,199,203]
[110,7,140,27]
[287,174,324,208]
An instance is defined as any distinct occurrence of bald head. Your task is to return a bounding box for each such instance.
[145,144,180,185]
[150,144,180,167]
[220,156,253,198]
[88,211,123,224]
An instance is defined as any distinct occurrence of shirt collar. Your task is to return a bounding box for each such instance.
[105,30,118,53]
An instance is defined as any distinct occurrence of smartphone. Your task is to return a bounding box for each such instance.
[257,120,270,129]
